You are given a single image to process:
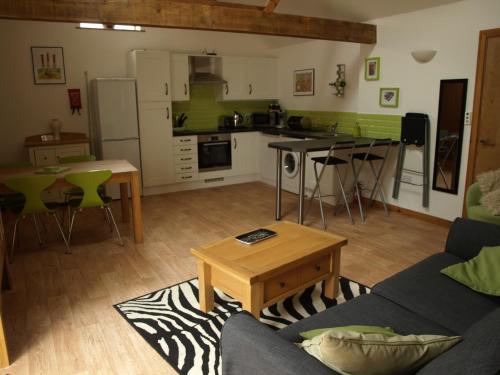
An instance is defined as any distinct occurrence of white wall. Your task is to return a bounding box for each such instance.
[357,0,500,220]
[277,40,361,113]
[0,20,300,163]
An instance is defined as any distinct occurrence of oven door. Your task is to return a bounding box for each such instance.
[198,140,232,172]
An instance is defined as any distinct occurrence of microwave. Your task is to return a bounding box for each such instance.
[251,112,270,126]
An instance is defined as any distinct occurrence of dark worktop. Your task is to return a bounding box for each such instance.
[268,136,399,153]
[173,126,339,138]
[173,127,261,137]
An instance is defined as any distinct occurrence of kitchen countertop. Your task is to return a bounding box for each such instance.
[173,126,340,139]
[173,127,261,136]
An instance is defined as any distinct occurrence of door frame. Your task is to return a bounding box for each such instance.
[464,28,500,215]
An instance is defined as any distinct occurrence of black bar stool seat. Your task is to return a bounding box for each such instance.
[311,156,348,165]
[352,153,385,161]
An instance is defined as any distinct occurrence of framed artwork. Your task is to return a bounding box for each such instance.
[380,87,400,108]
[31,47,66,84]
[365,57,380,81]
[294,69,315,96]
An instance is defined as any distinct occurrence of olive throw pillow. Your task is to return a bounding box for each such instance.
[299,330,461,375]
[441,246,500,296]
[300,325,397,340]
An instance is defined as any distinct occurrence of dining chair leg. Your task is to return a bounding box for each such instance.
[351,161,366,222]
[32,215,43,247]
[105,207,124,246]
[10,217,21,263]
[68,210,78,247]
[335,166,354,224]
[52,213,70,254]
[103,208,113,232]
[39,214,48,233]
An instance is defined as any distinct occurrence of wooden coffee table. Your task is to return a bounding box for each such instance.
[191,221,347,318]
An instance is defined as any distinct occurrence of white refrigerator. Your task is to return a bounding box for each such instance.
[91,78,142,199]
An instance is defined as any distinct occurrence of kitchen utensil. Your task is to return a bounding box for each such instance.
[233,111,244,127]
[287,116,311,130]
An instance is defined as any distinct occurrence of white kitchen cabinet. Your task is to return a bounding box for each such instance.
[171,54,190,101]
[259,134,279,184]
[130,50,171,102]
[231,132,259,175]
[138,102,174,187]
[247,57,278,100]
[221,56,278,101]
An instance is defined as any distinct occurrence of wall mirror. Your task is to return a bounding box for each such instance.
[432,79,468,194]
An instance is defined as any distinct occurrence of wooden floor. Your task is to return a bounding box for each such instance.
[1,182,448,375]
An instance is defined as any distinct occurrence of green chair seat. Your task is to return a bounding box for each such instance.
[68,195,112,208]
[467,205,500,226]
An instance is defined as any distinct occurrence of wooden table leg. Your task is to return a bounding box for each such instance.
[325,249,341,299]
[120,182,130,223]
[243,282,263,319]
[130,171,144,244]
[197,260,214,313]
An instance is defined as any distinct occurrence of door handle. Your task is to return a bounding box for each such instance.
[225,83,229,95]
[249,84,253,95]
[166,107,170,119]
[165,82,169,96]
[479,139,495,146]
[184,83,188,96]
[234,138,237,149]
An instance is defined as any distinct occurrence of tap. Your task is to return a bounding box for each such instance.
[328,123,338,136]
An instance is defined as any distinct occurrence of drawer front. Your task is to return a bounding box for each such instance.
[175,172,198,183]
[34,148,57,166]
[174,153,198,164]
[264,269,300,302]
[175,163,197,174]
[55,146,86,160]
[300,256,331,284]
[173,136,197,146]
[174,144,197,155]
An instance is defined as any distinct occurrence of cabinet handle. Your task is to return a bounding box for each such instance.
[181,176,192,180]
[180,148,191,151]
[225,83,229,95]
[165,82,169,96]
[180,157,192,161]
[234,137,237,149]
[180,139,190,142]
[315,265,321,272]
[249,84,253,95]
[166,107,170,119]
[181,166,192,170]
[279,282,286,288]
[184,83,188,96]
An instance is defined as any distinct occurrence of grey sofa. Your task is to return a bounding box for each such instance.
[221,218,500,375]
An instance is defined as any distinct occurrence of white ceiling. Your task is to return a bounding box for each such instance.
[220,0,464,22]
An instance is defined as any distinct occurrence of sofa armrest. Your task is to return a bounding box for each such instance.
[445,218,500,260]
[221,312,335,375]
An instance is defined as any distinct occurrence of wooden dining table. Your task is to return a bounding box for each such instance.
[0,159,144,243]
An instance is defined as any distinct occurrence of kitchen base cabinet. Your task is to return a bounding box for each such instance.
[231,132,259,176]
[259,134,279,185]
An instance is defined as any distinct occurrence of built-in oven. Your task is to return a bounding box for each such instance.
[198,133,232,172]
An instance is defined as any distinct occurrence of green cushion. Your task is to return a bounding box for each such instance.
[467,205,500,226]
[441,246,500,296]
[300,325,396,340]
[299,330,461,375]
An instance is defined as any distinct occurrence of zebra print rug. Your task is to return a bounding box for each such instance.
[114,277,369,375]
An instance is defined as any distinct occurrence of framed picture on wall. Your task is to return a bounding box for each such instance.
[365,57,380,81]
[31,46,66,84]
[293,69,315,96]
[379,87,400,108]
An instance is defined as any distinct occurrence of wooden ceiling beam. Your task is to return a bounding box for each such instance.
[0,0,376,44]
[263,0,280,13]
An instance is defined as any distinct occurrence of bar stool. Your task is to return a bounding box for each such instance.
[351,138,392,221]
[308,140,356,229]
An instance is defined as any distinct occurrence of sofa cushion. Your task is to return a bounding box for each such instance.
[467,205,500,226]
[417,307,500,375]
[278,294,455,343]
[373,253,500,333]
[446,218,500,260]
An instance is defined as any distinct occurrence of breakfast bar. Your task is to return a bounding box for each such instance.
[268,135,399,225]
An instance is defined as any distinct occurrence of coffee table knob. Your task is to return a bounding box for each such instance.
[315,265,321,271]
[279,282,286,288]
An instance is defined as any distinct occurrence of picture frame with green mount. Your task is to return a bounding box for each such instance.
[365,57,380,81]
[379,87,400,108]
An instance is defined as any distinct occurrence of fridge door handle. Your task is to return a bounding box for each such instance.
[165,82,169,96]
[166,107,170,119]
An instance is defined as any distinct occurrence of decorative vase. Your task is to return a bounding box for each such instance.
[50,118,62,140]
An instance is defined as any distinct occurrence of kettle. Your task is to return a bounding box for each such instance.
[233,111,244,127]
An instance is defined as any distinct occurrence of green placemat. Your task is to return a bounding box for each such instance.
[35,166,71,174]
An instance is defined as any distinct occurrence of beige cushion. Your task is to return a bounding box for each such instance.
[477,169,500,195]
[299,330,461,375]
[481,188,500,215]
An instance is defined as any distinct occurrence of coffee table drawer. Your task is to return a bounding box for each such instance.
[264,270,300,302]
[300,256,331,284]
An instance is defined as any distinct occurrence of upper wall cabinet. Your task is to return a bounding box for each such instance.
[221,56,278,101]
[171,54,190,102]
[129,50,171,102]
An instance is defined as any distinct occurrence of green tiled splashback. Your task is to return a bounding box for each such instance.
[172,85,274,130]
[287,110,402,140]
[173,86,402,139]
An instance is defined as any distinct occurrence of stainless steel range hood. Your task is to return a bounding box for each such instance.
[189,55,226,85]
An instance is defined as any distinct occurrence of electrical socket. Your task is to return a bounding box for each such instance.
[464,112,472,125]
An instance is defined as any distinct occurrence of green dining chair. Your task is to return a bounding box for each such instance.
[0,161,33,212]
[5,175,69,260]
[65,170,123,249]
[58,154,98,202]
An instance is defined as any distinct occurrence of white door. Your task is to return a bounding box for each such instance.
[247,57,278,100]
[138,102,174,187]
[95,79,139,140]
[231,132,258,175]
[221,56,248,101]
[259,134,279,184]
[135,50,171,102]
[171,54,190,101]
[102,139,143,199]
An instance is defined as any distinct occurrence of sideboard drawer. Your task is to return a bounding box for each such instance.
[175,164,197,174]
[174,153,198,164]
[174,144,197,155]
[34,148,57,166]
[175,172,198,183]
[300,256,331,284]
[264,269,299,302]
